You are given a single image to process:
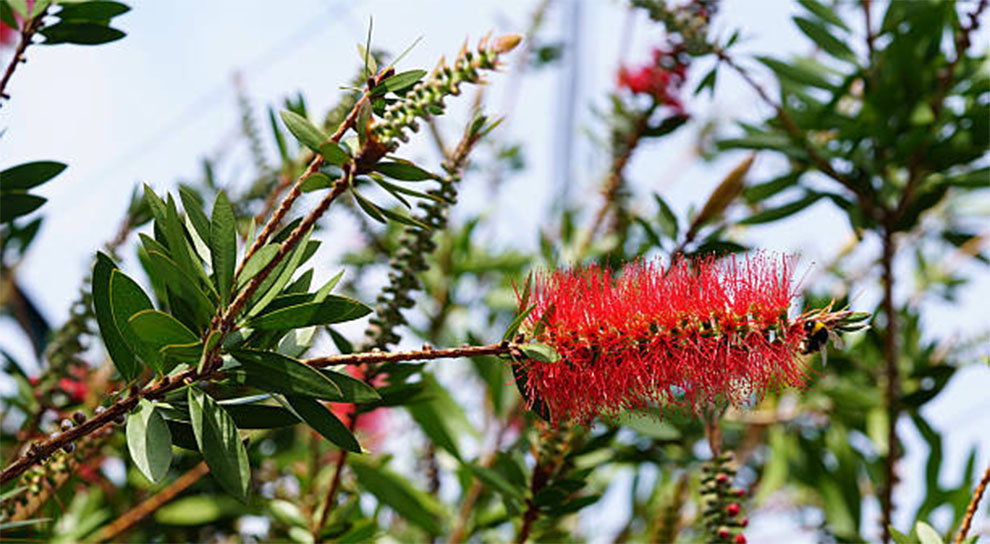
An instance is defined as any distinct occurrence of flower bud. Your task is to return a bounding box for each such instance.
[492,34,523,54]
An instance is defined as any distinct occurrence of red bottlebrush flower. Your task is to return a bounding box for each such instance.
[515,253,813,423]
[617,44,688,112]
[717,527,731,540]
[734,534,747,544]
[58,378,88,403]
[726,503,741,517]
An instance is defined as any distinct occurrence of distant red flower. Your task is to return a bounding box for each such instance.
[58,378,88,403]
[617,45,689,112]
[328,365,388,450]
[516,254,812,423]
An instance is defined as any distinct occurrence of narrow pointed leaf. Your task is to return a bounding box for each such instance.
[210,190,237,306]
[373,161,435,181]
[316,368,381,403]
[237,244,279,289]
[246,296,371,330]
[230,349,344,400]
[284,395,361,452]
[146,250,215,331]
[0,161,66,190]
[280,110,326,152]
[349,459,443,535]
[188,387,250,501]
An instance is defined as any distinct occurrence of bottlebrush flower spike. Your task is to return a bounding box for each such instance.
[513,254,859,423]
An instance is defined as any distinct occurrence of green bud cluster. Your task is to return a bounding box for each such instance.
[364,176,458,349]
[700,452,748,543]
[631,0,718,55]
[371,34,521,149]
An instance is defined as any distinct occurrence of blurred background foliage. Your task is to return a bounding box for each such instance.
[1,0,988,542]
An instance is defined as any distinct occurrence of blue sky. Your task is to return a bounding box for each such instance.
[2,0,988,541]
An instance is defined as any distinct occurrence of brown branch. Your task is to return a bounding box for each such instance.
[93,461,211,543]
[0,370,214,485]
[580,104,657,254]
[234,71,390,283]
[303,342,514,368]
[0,6,47,101]
[880,226,899,544]
[4,431,111,521]
[955,464,990,544]
[715,48,877,218]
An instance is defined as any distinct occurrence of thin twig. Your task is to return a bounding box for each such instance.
[234,70,390,282]
[955,464,990,544]
[714,48,877,218]
[0,6,48,101]
[579,104,657,254]
[93,461,211,543]
[303,342,514,368]
[879,226,899,544]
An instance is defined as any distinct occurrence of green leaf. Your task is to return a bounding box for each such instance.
[378,206,430,229]
[889,526,914,544]
[163,195,213,291]
[794,17,855,61]
[694,67,718,96]
[743,172,802,203]
[0,161,66,190]
[758,56,834,89]
[406,377,467,460]
[373,161,435,181]
[520,343,560,363]
[129,309,199,350]
[6,0,28,17]
[110,270,163,373]
[740,193,823,224]
[797,0,851,31]
[92,253,139,380]
[39,21,125,45]
[351,190,385,223]
[0,519,52,531]
[230,349,344,400]
[319,141,350,166]
[154,495,242,525]
[238,244,280,288]
[222,400,300,429]
[382,69,427,93]
[210,191,237,307]
[245,230,312,318]
[246,296,371,330]
[653,194,679,239]
[350,459,443,535]
[374,178,445,204]
[280,110,327,152]
[0,193,46,222]
[502,305,534,343]
[160,341,203,364]
[56,1,130,23]
[300,172,334,193]
[465,463,524,501]
[126,399,172,483]
[915,522,943,544]
[284,395,361,452]
[315,368,381,403]
[178,186,211,244]
[146,250,215,331]
[188,387,250,501]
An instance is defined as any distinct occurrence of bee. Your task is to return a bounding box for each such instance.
[802,320,831,355]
